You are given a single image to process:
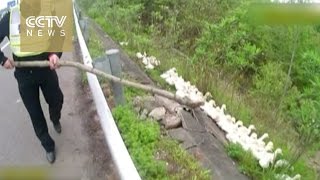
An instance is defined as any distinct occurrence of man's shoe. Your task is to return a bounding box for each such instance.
[54,122,62,134]
[46,151,56,164]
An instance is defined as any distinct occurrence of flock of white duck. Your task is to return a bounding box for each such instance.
[136,52,161,70]
[158,67,301,180]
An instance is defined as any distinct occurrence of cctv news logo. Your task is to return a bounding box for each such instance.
[20,0,73,52]
[25,16,67,37]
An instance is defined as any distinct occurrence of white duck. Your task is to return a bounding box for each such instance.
[226,132,241,144]
[221,120,243,135]
[184,81,191,88]
[188,93,203,103]
[136,52,143,59]
[230,117,236,124]
[120,41,129,46]
[256,133,269,147]
[225,114,232,121]
[208,99,216,107]
[216,114,228,127]
[247,133,272,154]
[258,148,282,168]
[238,133,255,151]
[216,104,227,114]
[250,132,258,140]
[236,124,256,136]
[226,123,253,149]
[207,107,219,120]
[160,73,169,79]
[204,92,212,101]
[176,90,187,99]
[174,76,186,90]
[164,68,177,75]
[149,56,157,63]
[274,159,289,168]
[200,101,219,120]
[154,60,160,66]
[247,132,262,152]
[161,68,177,79]
[264,141,274,152]
[235,120,243,127]
[289,174,301,180]
[225,115,236,124]
[142,56,149,65]
[275,174,301,180]
[166,75,179,85]
[145,63,154,69]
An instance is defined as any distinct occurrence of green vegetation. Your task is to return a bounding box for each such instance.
[113,105,167,179]
[158,139,211,179]
[78,0,320,179]
[87,26,104,59]
[227,143,262,178]
[111,87,211,179]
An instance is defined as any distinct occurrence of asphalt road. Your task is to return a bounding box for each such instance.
[0,40,92,179]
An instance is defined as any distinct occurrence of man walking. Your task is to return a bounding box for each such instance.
[0,0,63,164]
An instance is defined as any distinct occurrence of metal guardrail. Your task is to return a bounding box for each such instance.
[73,4,141,180]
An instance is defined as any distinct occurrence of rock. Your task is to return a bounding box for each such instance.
[148,107,166,121]
[139,109,149,120]
[133,96,162,112]
[180,109,206,132]
[133,96,142,106]
[164,115,182,129]
[168,128,196,149]
[155,95,181,113]
[134,106,141,113]
[143,96,161,112]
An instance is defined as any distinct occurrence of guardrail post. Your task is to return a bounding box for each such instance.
[79,17,89,44]
[93,55,112,75]
[106,49,125,105]
[78,10,82,20]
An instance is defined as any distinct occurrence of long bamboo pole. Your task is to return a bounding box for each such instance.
[14,60,204,108]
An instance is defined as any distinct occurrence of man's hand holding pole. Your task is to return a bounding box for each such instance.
[49,54,60,70]
[3,59,14,69]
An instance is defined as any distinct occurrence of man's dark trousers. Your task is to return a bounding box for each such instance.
[14,67,64,153]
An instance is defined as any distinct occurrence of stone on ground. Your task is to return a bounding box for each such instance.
[163,115,182,129]
[148,107,166,121]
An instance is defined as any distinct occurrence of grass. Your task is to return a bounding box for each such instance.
[87,26,104,59]
[112,104,167,179]
[227,143,262,178]
[157,139,211,180]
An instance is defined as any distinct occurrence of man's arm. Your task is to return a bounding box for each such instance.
[0,12,10,66]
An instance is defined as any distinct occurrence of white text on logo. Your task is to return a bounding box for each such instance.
[26,16,67,28]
